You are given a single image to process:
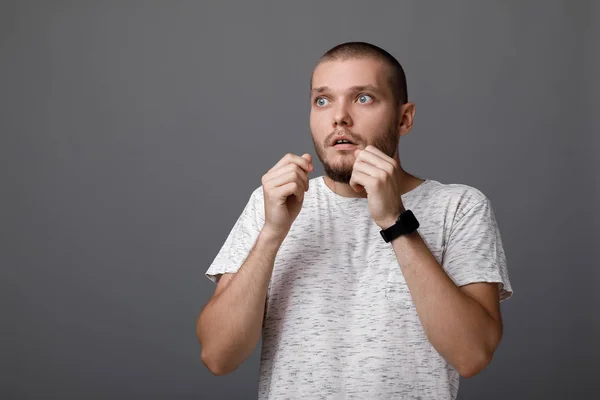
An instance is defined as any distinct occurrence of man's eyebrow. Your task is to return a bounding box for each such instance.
[310,85,381,95]
[348,85,380,93]
[311,86,330,95]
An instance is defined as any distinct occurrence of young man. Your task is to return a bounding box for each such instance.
[197,41,513,399]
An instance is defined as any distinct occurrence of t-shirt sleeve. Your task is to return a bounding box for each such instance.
[205,187,264,285]
[441,197,513,302]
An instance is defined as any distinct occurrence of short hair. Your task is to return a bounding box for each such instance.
[313,41,408,105]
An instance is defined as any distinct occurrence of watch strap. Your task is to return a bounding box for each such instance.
[379,210,419,243]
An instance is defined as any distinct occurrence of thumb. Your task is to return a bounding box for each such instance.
[302,153,313,169]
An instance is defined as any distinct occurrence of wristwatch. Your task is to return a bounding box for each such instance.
[379,210,420,243]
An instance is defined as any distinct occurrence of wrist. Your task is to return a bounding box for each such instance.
[379,209,419,243]
[260,226,287,246]
[378,216,400,230]
[379,205,407,230]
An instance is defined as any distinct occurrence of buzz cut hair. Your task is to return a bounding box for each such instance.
[312,41,408,106]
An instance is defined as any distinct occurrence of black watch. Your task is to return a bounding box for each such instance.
[379,210,420,243]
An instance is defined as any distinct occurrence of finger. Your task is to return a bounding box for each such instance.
[364,145,392,160]
[349,169,372,193]
[272,181,304,203]
[302,153,313,165]
[268,153,314,174]
[264,169,307,195]
[359,146,396,172]
[293,182,304,202]
[353,157,389,180]
[263,164,309,191]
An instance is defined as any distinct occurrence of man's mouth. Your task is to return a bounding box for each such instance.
[330,134,360,151]
[332,140,358,150]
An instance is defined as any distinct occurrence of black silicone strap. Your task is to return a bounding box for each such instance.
[379,210,419,243]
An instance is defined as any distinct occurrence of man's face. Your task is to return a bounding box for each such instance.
[310,58,400,184]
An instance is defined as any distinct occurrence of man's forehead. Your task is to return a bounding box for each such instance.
[311,58,389,90]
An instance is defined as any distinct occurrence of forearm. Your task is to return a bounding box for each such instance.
[198,228,284,375]
[390,232,501,377]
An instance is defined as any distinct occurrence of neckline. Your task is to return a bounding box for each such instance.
[318,175,431,203]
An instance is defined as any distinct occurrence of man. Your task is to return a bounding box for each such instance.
[197,41,513,399]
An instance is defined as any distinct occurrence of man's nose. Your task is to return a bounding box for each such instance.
[333,102,353,127]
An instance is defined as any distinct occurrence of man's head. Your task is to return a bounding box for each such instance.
[309,42,415,184]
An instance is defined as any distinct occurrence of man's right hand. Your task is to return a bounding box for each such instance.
[261,153,314,239]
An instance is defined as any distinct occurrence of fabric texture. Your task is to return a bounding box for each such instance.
[206,175,513,399]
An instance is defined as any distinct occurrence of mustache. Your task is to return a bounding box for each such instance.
[325,130,362,145]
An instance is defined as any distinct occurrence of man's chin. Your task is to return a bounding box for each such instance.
[323,165,353,184]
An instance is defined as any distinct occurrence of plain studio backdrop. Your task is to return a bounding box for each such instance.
[1,1,598,399]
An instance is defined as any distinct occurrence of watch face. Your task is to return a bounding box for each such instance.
[380,210,419,242]
[401,210,419,232]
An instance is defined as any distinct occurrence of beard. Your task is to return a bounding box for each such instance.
[312,116,399,184]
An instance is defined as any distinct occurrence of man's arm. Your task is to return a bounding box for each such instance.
[197,152,313,376]
[347,145,506,378]
[197,228,284,376]
[390,231,503,378]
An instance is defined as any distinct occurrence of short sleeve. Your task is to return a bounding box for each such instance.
[441,198,513,302]
[205,187,264,285]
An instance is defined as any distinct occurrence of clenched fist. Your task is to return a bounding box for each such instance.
[261,153,313,239]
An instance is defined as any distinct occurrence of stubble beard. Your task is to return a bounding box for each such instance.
[312,116,400,184]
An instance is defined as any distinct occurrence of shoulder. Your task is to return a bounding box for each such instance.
[421,179,491,219]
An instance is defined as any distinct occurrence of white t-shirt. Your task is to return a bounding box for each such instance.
[206,175,513,399]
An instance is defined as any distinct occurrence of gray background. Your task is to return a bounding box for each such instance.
[1,1,598,399]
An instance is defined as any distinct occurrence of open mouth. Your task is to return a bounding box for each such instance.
[332,139,358,150]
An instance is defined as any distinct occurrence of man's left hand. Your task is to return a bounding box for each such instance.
[349,145,406,229]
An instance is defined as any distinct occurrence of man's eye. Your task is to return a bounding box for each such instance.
[357,94,373,104]
[315,97,329,106]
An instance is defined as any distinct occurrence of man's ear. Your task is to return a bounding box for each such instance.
[398,102,415,137]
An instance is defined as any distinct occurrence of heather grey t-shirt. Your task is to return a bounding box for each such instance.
[206,175,513,399]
